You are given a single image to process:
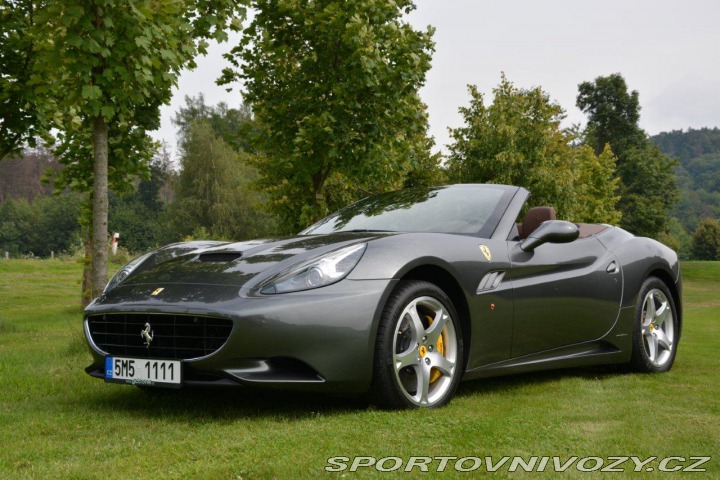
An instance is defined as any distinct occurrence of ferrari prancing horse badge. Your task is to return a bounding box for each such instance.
[479,245,492,262]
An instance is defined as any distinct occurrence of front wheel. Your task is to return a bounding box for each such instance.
[630,277,679,373]
[370,281,464,409]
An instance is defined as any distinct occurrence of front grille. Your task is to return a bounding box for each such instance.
[87,313,233,360]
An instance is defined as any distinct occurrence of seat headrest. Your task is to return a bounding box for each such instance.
[520,206,556,239]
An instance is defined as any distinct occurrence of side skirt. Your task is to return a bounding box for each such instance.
[463,307,634,380]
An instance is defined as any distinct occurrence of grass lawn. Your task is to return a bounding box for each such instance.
[0,259,718,479]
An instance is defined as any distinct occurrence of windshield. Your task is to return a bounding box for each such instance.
[302,185,515,237]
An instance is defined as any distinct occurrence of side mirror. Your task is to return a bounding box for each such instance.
[520,220,579,252]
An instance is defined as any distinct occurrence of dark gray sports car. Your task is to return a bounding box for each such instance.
[84,184,681,408]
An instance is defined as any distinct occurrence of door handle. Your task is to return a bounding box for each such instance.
[606,261,619,274]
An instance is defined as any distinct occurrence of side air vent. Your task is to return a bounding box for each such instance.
[476,271,506,294]
[198,252,242,262]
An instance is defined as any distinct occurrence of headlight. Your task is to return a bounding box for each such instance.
[104,251,154,293]
[260,243,367,294]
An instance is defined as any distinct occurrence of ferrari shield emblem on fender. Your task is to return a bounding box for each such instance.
[151,287,164,296]
[479,245,492,262]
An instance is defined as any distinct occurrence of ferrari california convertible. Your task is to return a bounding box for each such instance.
[84,184,681,409]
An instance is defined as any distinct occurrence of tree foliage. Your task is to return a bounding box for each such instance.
[166,122,277,241]
[668,155,720,234]
[0,0,54,160]
[651,129,720,234]
[223,0,436,231]
[135,148,174,215]
[692,217,720,261]
[577,73,645,159]
[107,149,176,253]
[651,127,720,163]
[576,73,677,238]
[24,0,245,301]
[611,144,677,238]
[0,193,83,256]
[570,144,622,224]
[447,76,621,224]
[656,217,692,259]
[108,195,161,253]
[173,93,259,154]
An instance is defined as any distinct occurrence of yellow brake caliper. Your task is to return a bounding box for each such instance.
[425,315,445,384]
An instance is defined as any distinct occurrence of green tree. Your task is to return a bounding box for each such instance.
[173,94,259,154]
[0,197,41,255]
[570,144,622,224]
[223,0,435,231]
[0,194,82,256]
[577,73,645,159]
[664,217,693,259]
[616,144,678,238]
[447,76,620,223]
[651,127,720,164]
[135,146,174,214]
[576,73,677,238]
[401,133,445,189]
[447,78,572,215]
[692,217,720,260]
[0,0,53,160]
[166,122,277,241]
[29,0,245,301]
[0,220,21,256]
[35,194,83,255]
[108,195,160,253]
[319,122,444,228]
[105,148,175,253]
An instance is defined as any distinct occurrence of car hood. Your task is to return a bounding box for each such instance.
[107,232,394,296]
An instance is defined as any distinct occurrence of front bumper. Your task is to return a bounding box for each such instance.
[84,278,396,394]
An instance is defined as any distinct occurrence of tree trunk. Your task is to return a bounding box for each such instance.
[91,115,109,299]
[0,147,10,162]
[81,227,93,308]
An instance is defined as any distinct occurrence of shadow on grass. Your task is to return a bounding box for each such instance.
[456,364,629,397]
[70,364,628,421]
[72,383,370,421]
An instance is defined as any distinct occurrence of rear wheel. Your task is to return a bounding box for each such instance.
[630,277,678,373]
[370,281,463,409]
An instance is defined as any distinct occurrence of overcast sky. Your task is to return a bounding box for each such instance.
[151,0,720,157]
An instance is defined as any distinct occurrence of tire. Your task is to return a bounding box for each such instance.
[370,280,464,409]
[630,277,679,373]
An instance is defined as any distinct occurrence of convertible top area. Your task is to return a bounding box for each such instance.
[575,223,610,238]
[514,206,609,241]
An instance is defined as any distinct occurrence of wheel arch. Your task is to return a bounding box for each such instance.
[398,264,472,370]
[647,268,683,338]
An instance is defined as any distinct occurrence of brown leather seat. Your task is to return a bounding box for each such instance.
[519,206,556,239]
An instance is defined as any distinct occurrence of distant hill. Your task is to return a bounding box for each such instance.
[650,128,720,233]
[652,128,720,162]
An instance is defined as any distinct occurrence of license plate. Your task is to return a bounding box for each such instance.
[105,356,182,387]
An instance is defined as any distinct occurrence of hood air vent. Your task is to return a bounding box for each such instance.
[198,252,242,262]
